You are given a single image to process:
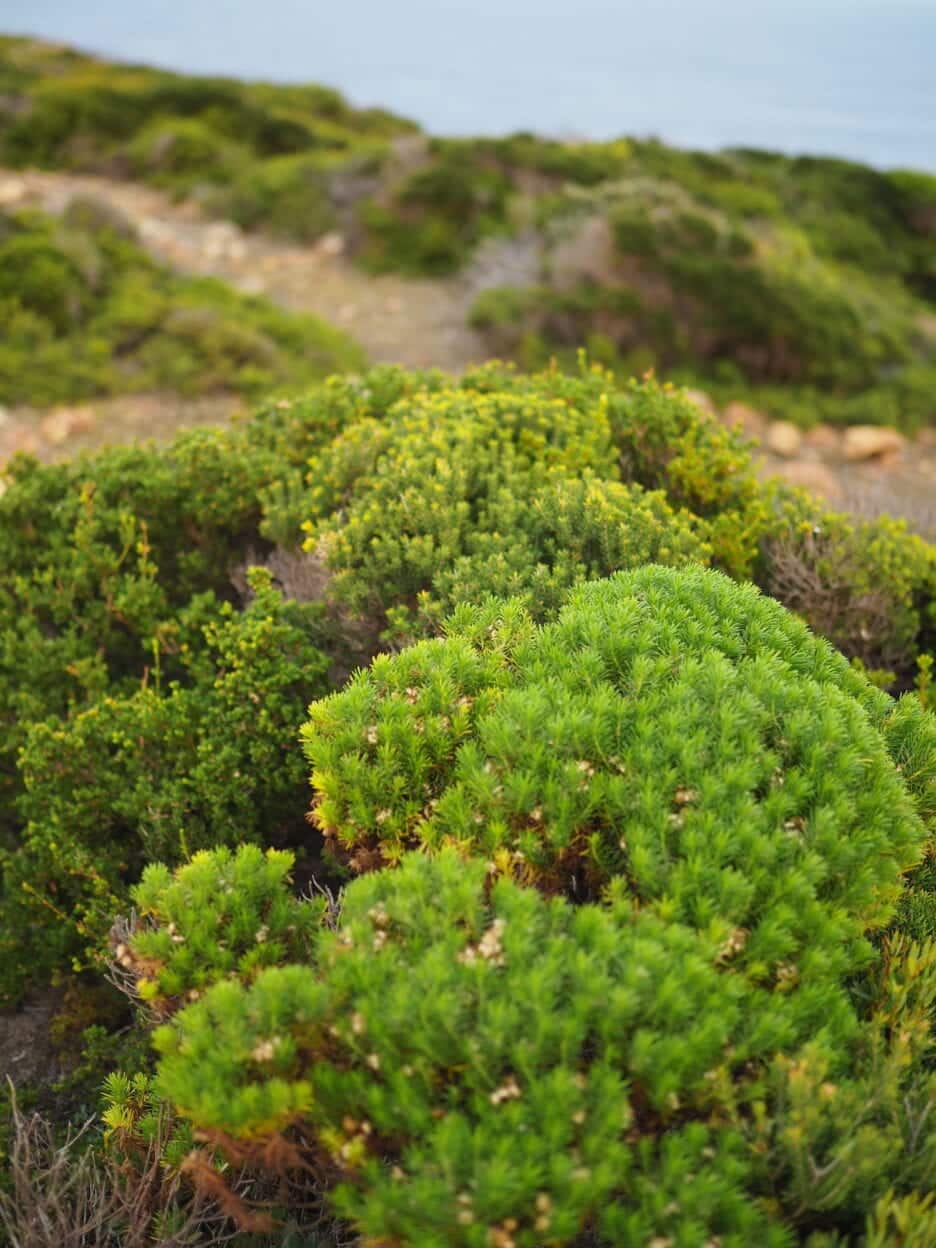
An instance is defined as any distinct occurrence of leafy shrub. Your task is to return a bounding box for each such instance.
[302,566,927,915]
[151,850,936,1245]
[0,570,330,1001]
[119,845,324,1014]
[0,206,365,406]
[0,426,272,814]
[217,147,386,242]
[299,378,710,636]
[760,493,936,673]
[127,116,245,189]
[359,144,512,275]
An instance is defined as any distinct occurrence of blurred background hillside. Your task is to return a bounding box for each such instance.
[0,4,935,526]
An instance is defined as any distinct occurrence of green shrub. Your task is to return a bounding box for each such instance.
[0,207,365,406]
[358,144,512,275]
[299,378,710,636]
[0,570,330,1001]
[302,566,927,915]
[151,850,936,1245]
[0,426,271,812]
[759,494,936,674]
[120,845,324,1014]
[218,152,337,240]
[127,116,246,189]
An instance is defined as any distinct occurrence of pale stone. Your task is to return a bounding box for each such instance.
[772,460,843,502]
[318,233,345,257]
[803,424,841,453]
[765,420,803,458]
[842,425,907,462]
[0,177,27,206]
[722,400,767,439]
[39,406,97,446]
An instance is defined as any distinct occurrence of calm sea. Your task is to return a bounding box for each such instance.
[3,0,935,171]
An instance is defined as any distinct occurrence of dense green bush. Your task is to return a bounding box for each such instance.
[149,849,936,1245]
[1,570,331,1001]
[299,379,711,636]
[302,566,928,903]
[121,845,324,1014]
[0,206,365,406]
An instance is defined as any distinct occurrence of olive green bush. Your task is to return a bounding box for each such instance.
[267,362,931,669]
[1,569,331,1001]
[299,379,711,636]
[0,205,365,406]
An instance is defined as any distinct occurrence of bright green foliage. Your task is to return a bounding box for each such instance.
[0,570,330,1001]
[303,568,927,968]
[300,376,711,634]
[124,846,324,1013]
[151,852,936,1245]
[0,205,365,406]
[152,853,786,1245]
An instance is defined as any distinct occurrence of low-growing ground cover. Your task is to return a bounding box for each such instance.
[1,364,935,1245]
[0,200,365,406]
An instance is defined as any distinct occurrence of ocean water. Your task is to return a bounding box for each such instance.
[3,0,935,171]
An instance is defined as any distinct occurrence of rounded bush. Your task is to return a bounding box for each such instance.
[120,845,323,1015]
[300,381,712,635]
[303,567,927,975]
[152,850,936,1246]
[153,852,787,1245]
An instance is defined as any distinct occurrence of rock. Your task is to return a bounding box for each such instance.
[0,176,27,206]
[39,405,97,446]
[0,405,9,430]
[684,389,716,416]
[765,420,803,458]
[722,400,767,439]
[842,425,907,462]
[803,424,841,454]
[772,460,843,502]
[318,233,346,257]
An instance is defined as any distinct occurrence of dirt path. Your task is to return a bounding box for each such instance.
[0,167,490,371]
